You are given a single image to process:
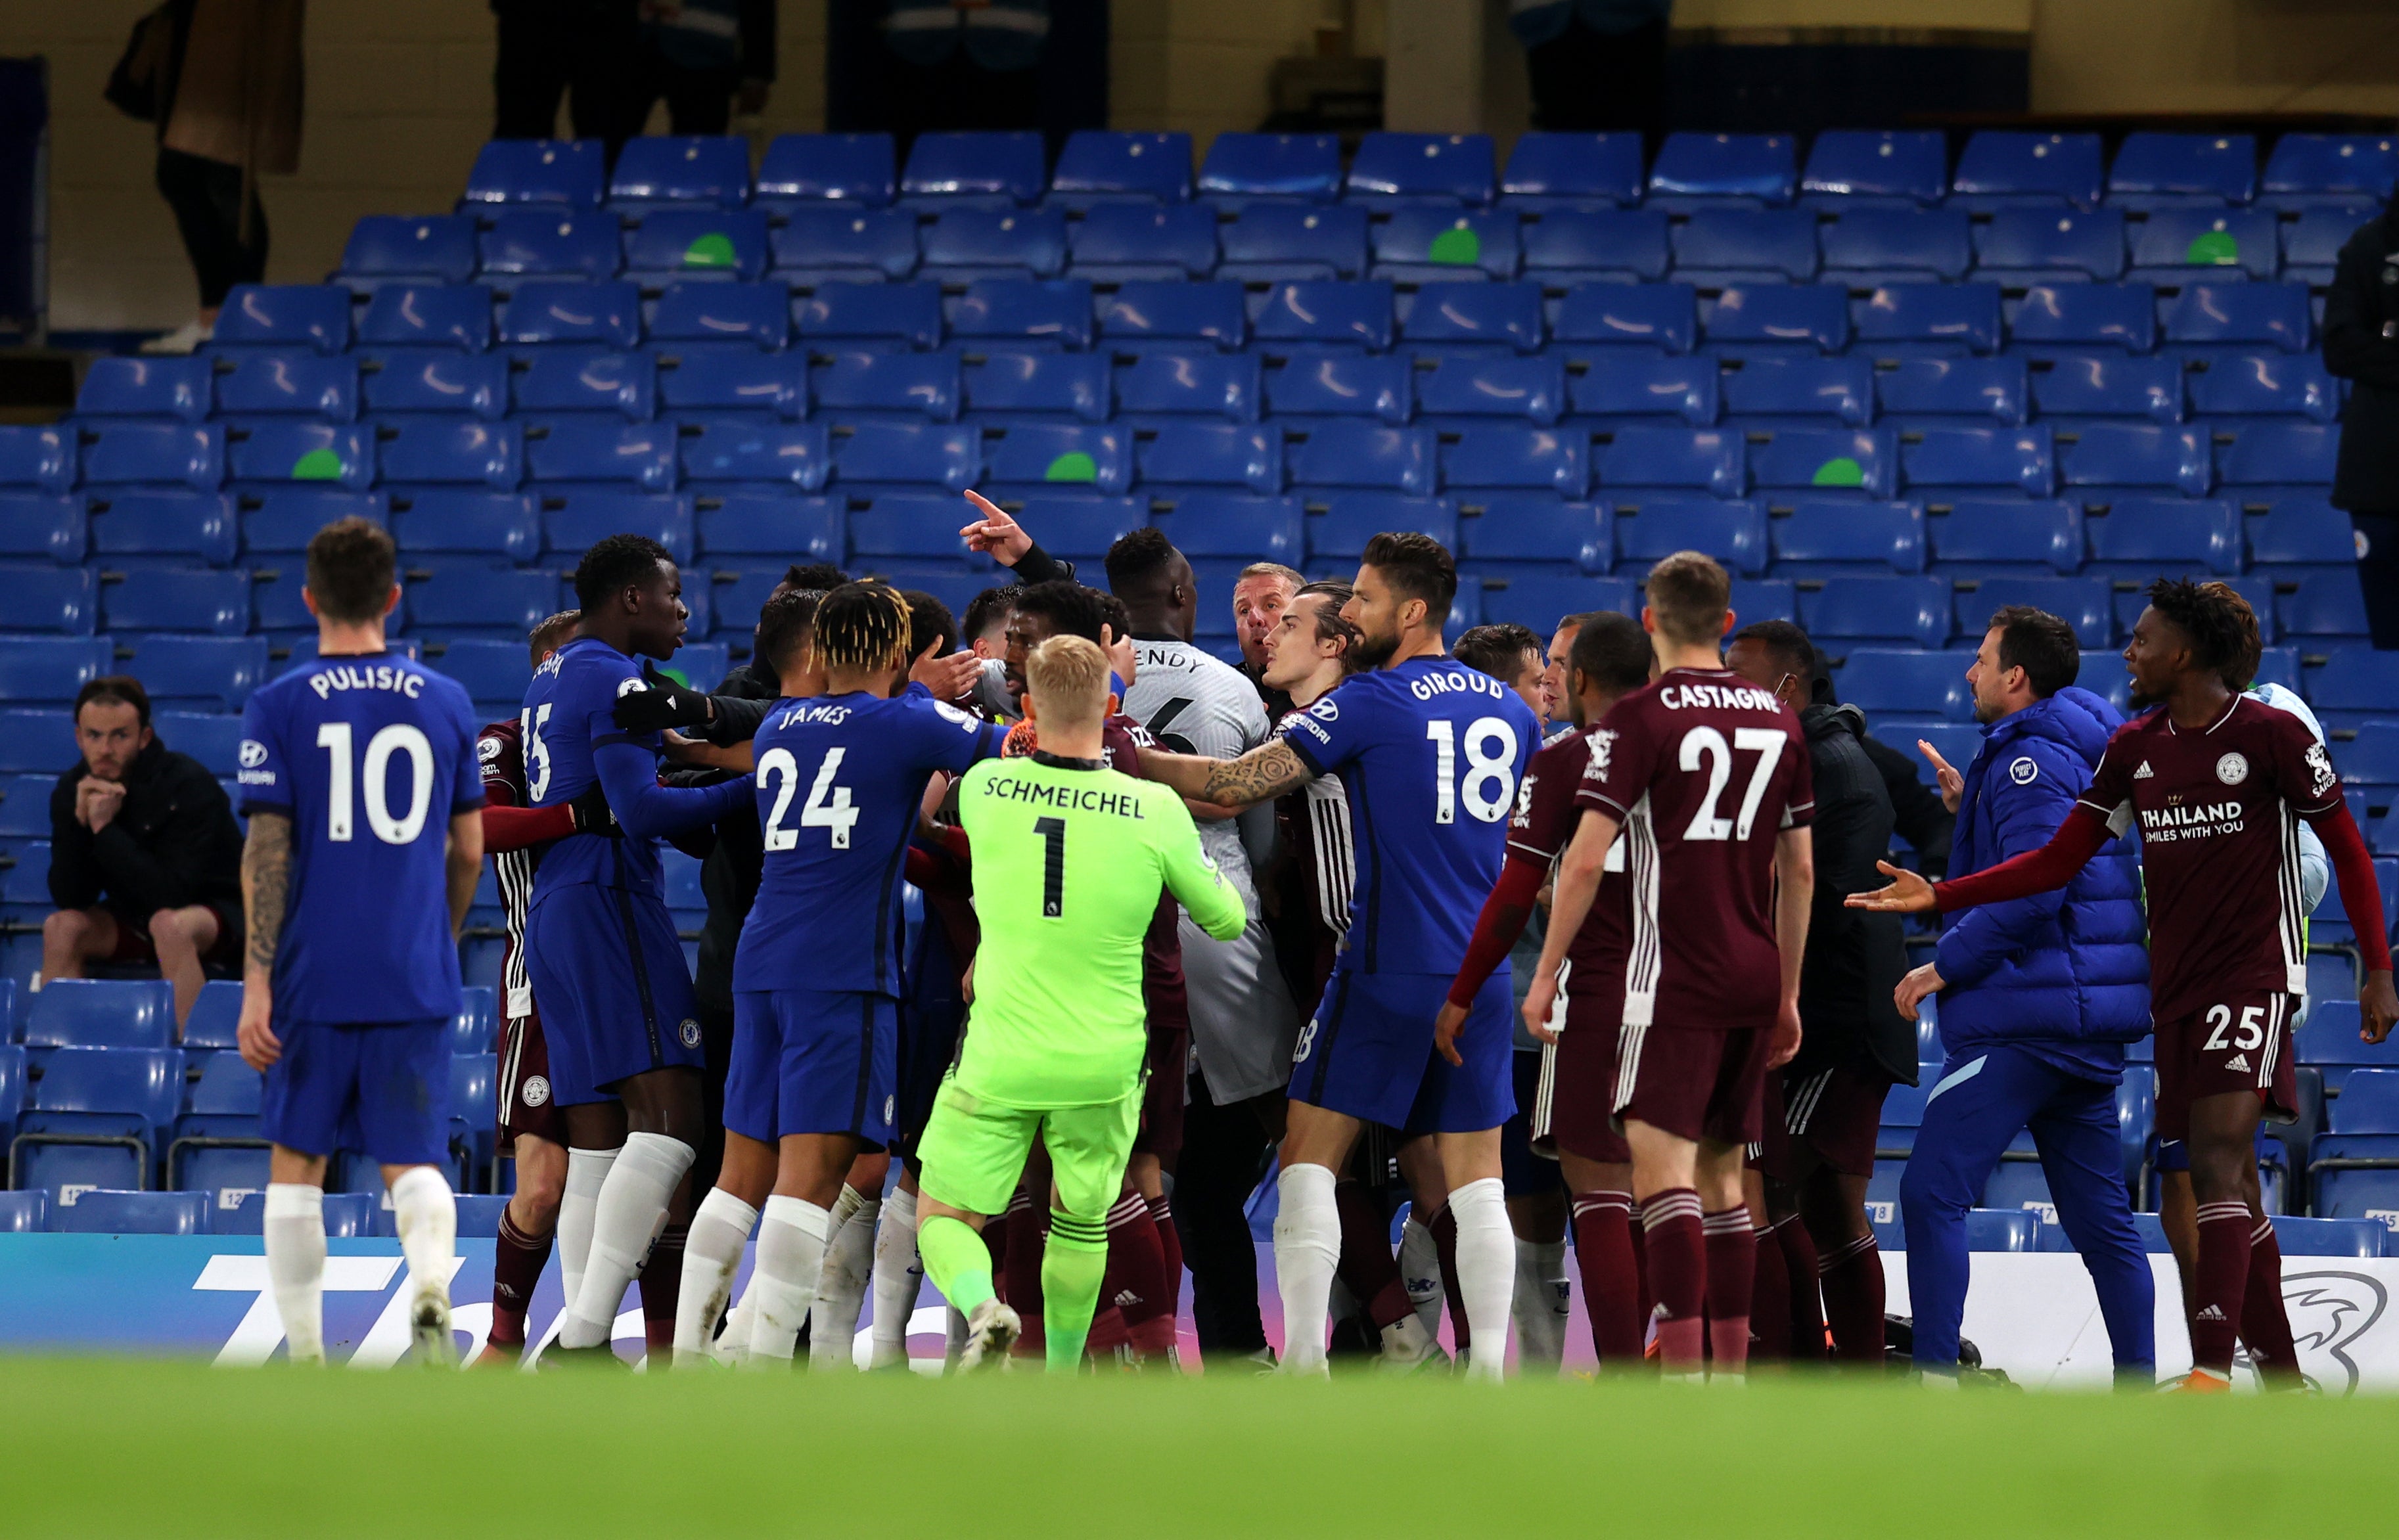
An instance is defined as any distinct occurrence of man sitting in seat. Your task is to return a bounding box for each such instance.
[41,676,245,1031]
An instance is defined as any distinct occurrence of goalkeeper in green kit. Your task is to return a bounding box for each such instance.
[915,633,1247,1372]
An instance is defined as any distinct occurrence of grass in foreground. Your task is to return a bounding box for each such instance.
[6,1355,2386,1538]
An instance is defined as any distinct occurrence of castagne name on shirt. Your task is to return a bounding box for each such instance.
[983,776,1147,818]
[1658,681,1780,713]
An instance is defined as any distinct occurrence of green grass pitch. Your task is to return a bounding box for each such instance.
[9,1356,2398,1537]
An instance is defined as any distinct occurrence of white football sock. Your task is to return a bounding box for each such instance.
[869,1185,922,1367]
[560,1132,692,1350]
[1450,1178,1515,1384]
[675,1187,757,1367]
[1398,1213,1443,1338]
[808,1189,879,1370]
[713,1276,758,1369]
[1511,1236,1570,1374]
[746,1195,831,1365]
[1271,1163,1340,1375]
[389,1166,457,1299]
[557,1145,620,1315]
[263,1183,327,1364]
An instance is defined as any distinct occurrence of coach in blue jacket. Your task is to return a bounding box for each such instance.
[1896,606,2156,1383]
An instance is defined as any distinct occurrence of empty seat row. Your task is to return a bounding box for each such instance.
[0,1185,516,1237]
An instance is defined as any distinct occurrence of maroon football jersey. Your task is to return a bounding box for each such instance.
[477,717,536,1022]
[1509,727,1632,1017]
[2076,694,2341,1020]
[1575,668,1815,1033]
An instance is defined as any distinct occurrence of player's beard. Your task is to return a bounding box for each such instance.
[1351,622,1400,670]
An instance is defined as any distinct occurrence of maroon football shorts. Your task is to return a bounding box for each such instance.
[2153,989,2298,1144]
[1131,1025,1188,1166]
[498,1008,567,1148]
[1613,1020,1770,1148]
[1774,1062,1894,1179]
[1536,992,1631,1166]
[104,901,243,966]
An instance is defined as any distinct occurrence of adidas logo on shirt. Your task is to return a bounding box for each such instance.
[2227,1053,2250,1072]
[2134,761,2155,780]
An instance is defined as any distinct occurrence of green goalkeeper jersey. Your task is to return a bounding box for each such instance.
[956,751,1247,1108]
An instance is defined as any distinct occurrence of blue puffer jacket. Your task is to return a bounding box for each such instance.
[1934,687,2150,1081]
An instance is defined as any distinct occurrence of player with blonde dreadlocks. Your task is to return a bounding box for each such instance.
[673,581,1011,1367]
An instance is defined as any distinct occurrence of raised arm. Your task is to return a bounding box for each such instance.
[1848,802,2110,914]
[1140,739,1315,811]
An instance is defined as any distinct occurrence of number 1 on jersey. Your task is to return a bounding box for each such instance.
[1034,816,1066,917]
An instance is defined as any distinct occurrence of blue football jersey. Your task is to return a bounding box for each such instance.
[1277,655,1537,975]
[520,635,665,897]
[238,652,484,1022]
[734,685,1004,995]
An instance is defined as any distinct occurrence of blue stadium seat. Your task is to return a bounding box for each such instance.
[2084,497,2242,578]
[0,710,74,773]
[0,1189,38,1233]
[112,635,269,711]
[1611,495,1766,576]
[337,214,479,288]
[1004,496,1145,561]
[522,419,676,489]
[1592,426,1744,497]
[949,279,1095,351]
[0,566,96,633]
[1702,284,1848,355]
[1749,426,1896,497]
[2281,571,2374,646]
[656,349,806,422]
[2007,283,2156,355]
[2164,281,2312,355]
[2128,208,2281,283]
[1474,572,1635,630]
[1817,208,1973,284]
[1440,425,1586,495]
[462,138,605,208]
[0,639,112,704]
[0,771,53,834]
[47,1189,210,1235]
[1115,351,1262,424]
[1875,356,2026,426]
[1308,493,1459,560]
[1963,576,2115,647]
[701,565,791,640]
[2261,133,2398,210]
[1261,350,1410,422]
[2057,422,2214,496]
[2279,207,2360,288]
[401,562,558,639]
[1949,131,2105,211]
[677,420,831,491]
[76,356,212,421]
[1456,496,1607,572]
[99,568,251,637]
[1647,132,1796,209]
[1564,354,1716,425]
[152,712,244,778]
[827,420,974,491]
[901,131,1045,208]
[1137,423,1283,494]
[622,209,771,284]
[920,208,1070,282]
[1965,1208,2042,1252]
[1799,576,1951,648]
[25,979,175,1049]
[1551,283,1697,354]
[168,1048,265,1198]
[1853,284,2004,357]
[2333,724,2399,792]
[2298,1002,2385,1096]
[649,282,790,351]
[1253,281,1394,352]
[503,347,651,421]
[239,489,386,556]
[963,350,1110,422]
[1154,493,1304,565]
[1670,208,1819,284]
[542,491,693,564]
[1196,132,1342,206]
[215,353,359,422]
[2107,131,2258,209]
[1285,421,1432,496]
[1097,282,1247,353]
[0,494,81,563]
[1499,132,1644,210]
[1835,648,1973,724]
[1800,129,1948,207]
[0,424,72,494]
[1344,132,1496,206]
[389,491,541,560]
[981,422,1133,495]
[1371,209,1522,283]
[1770,499,1925,574]
[77,421,224,491]
[1398,283,1544,355]
[2333,1070,2399,1132]
[1048,130,1193,207]
[1720,357,1871,426]
[753,132,896,211]
[1415,355,1564,425]
[10,1045,181,1196]
[356,283,493,353]
[1216,204,1368,283]
[1068,203,1218,282]
[2028,353,2183,424]
[694,495,843,565]
[2187,352,2339,422]
[226,421,374,490]
[475,208,621,281]
[497,281,641,350]
[209,284,352,354]
[608,135,750,214]
[1519,208,1670,284]
[768,207,919,284]
[2216,420,2338,487]
[2273,1214,2385,1258]
[1900,425,2057,497]
[2249,495,2355,571]
[86,491,238,565]
[1971,207,2127,283]
[808,349,953,422]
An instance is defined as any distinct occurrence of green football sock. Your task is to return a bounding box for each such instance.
[918,1215,995,1318]
[1041,1209,1110,1374]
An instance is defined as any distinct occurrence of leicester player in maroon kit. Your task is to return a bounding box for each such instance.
[1520,553,1817,1382]
[1853,579,2398,1392]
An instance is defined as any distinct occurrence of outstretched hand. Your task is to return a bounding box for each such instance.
[1845,860,1938,914]
[910,639,984,704]
[1919,739,1965,815]
[959,489,1034,567]
[1100,623,1137,691]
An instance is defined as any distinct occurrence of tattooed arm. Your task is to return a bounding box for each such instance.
[237,812,292,1072]
[1138,740,1315,812]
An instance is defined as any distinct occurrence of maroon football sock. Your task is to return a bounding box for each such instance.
[1776,1214,1825,1361]
[1147,1194,1184,1305]
[2190,1200,2254,1377]
[1629,1200,1653,1330]
[487,1209,553,1351]
[1701,1206,1755,1374]
[1335,1180,1413,1329]
[1103,1192,1177,1355]
[1003,1186,1047,1357]
[1817,1231,1886,1365]
[1639,1190,1705,1373]
[638,1223,685,1355]
[2241,1216,2302,1386]
[1748,1219,1790,1362]
[1570,1190,1643,1368]
[1427,1202,1470,1352]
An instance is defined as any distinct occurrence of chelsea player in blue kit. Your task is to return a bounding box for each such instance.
[235,518,486,1366]
[1141,533,1538,1380]
[519,535,754,1360]
[672,583,1007,1365]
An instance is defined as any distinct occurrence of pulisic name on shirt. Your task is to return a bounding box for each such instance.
[1407,668,1507,704]
[982,776,1148,818]
[306,664,425,701]
[1655,681,1780,713]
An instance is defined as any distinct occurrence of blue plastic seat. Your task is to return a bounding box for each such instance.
[1440,425,1586,495]
[25,979,176,1049]
[1818,208,1973,283]
[902,131,1044,208]
[1837,648,1973,723]
[1592,426,1744,497]
[1154,493,1304,564]
[1285,421,1433,496]
[1197,133,1341,206]
[522,419,677,489]
[100,568,251,637]
[2260,133,2397,210]
[754,132,895,211]
[1972,207,2127,283]
[2108,132,2258,209]
[208,283,352,355]
[1307,493,1459,562]
[1750,426,1896,498]
[337,214,479,287]
[2007,283,2157,355]
[497,281,641,350]
[1798,575,1951,648]
[2249,495,2355,570]
[355,283,493,353]
[0,566,96,633]
[1135,423,1284,495]
[1771,499,1925,575]
[1049,129,1192,206]
[111,635,269,710]
[2272,1214,2385,1258]
[920,208,1069,281]
[1068,203,1217,282]
[1565,354,1715,425]
[388,491,540,561]
[400,562,557,639]
[1115,351,1260,424]
[1001,496,1146,561]
[461,139,606,209]
[1398,283,1543,355]
[2281,571,2374,645]
[1216,203,1369,285]
[2281,208,2364,288]
[240,489,384,558]
[0,494,83,563]
[693,498,842,574]
[1415,355,1564,425]
[1854,284,2004,357]
[846,495,982,567]
[1801,129,1948,207]
[1671,208,1819,284]
[46,1189,210,1235]
[0,425,72,493]
[1902,424,2056,497]
[655,348,805,422]
[962,350,1108,423]
[2084,497,2242,578]
[214,353,359,422]
[1097,282,1246,353]
[226,420,374,490]
[2216,420,2337,487]
[505,347,651,421]
[825,420,974,491]
[2029,353,2183,424]
[1961,576,2115,647]
[1520,208,1670,284]
[649,282,790,351]
[1950,132,2104,211]
[1876,356,2026,426]
[677,420,832,491]
[1551,283,1696,354]
[2333,723,2399,791]
[1719,357,1871,426]
[2187,353,2338,422]
[1703,285,1848,355]
[1456,497,1607,572]
[77,422,224,491]
[542,491,693,565]
[476,208,622,281]
[2304,647,2399,731]
[2129,208,2281,283]
[1371,209,1522,283]
[1474,572,1635,630]
[1344,133,1496,206]
[807,349,953,423]
[768,207,918,284]
[1611,495,1766,576]
[2057,422,2213,496]
[608,135,750,214]
[982,422,1132,496]
[1250,281,1394,353]
[1260,350,1410,423]
[1647,133,1797,209]
[622,209,771,284]
[2164,281,2312,355]
[85,491,238,565]
[0,639,113,703]
[76,356,212,421]
[1928,499,2082,574]
[949,279,1093,351]
[1499,132,1644,210]
[0,771,53,833]
[377,418,522,488]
